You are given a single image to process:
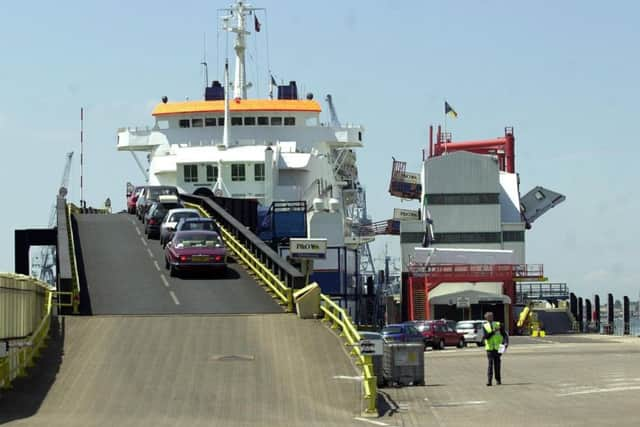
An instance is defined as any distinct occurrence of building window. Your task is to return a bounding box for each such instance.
[257,116,269,126]
[434,232,502,244]
[183,164,198,183]
[179,119,190,128]
[231,117,242,126]
[217,117,225,126]
[192,118,203,128]
[254,163,265,181]
[503,231,525,242]
[206,165,218,182]
[205,117,217,127]
[231,164,246,181]
[426,193,500,205]
[284,117,296,126]
[270,117,282,126]
[244,117,256,126]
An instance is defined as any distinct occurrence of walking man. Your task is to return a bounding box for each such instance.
[483,311,509,386]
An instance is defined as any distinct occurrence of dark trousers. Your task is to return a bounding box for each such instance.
[486,350,501,384]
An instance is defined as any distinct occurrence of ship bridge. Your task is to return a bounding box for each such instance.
[1,195,377,425]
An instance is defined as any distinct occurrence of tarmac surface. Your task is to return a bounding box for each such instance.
[378,334,640,427]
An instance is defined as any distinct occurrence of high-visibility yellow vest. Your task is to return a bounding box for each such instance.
[484,321,503,351]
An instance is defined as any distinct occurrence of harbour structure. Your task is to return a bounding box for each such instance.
[393,126,565,328]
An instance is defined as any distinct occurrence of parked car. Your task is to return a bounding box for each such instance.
[164,230,227,277]
[381,324,424,344]
[456,320,487,347]
[127,186,145,214]
[144,196,183,238]
[138,185,180,222]
[407,320,466,350]
[159,208,201,247]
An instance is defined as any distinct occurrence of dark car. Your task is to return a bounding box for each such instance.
[409,320,466,350]
[164,230,227,277]
[144,196,183,238]
[381,324,424,344]
[138,185,180,222]
[175,217,221,235]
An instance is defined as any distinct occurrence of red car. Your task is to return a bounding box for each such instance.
[127,186,145,214]
[164,230,227,277]
[407,320,466,350]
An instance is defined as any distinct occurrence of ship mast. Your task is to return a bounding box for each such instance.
[222,1,256,99]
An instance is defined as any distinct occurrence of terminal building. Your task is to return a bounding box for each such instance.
[397,127,564,327]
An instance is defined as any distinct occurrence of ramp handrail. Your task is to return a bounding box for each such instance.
[1,274,53,390]
[182,200,295,311]
[67,204,82,314]
[320,294,377,416]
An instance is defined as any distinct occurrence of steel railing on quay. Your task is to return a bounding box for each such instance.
[320,294,377,416]
[0,273,53,390]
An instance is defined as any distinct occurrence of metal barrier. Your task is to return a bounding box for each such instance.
[67,204,81,314]
[182,200,294,311]
[320,294,377,416]
[0,273,53,390]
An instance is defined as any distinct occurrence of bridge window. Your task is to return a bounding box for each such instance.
[179,119,190,128]
[503,231,525,242]
[191,118,203,128]
[284,117,296,126]
[258,116,269,125]
[231,117,242,126]
[206,165,218,182]
[244,117,256,126]
[270,117,282,126]
[231,164,246,181]
[426,193,500,205]
[184,165,198,183]
[434,232,502,244]
[254,163,265,181]
[205,117,217,127]
[217,117,225,126]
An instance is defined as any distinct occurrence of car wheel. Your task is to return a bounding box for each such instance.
[438,339,445,350]
[476,342,484,347]
[169,264,176,277]
[165,257,169,270]
[457,338,465,348]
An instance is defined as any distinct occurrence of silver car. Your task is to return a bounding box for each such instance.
[456,320,487,347]
[159,208,201,246]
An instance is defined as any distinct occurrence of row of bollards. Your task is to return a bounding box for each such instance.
[569,292,632,335]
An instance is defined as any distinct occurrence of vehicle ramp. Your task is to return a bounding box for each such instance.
[1,212,365,426]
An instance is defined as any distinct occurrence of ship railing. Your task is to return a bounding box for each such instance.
[320,294,378,416]
[0,273,53,390]
[180,194,305,311]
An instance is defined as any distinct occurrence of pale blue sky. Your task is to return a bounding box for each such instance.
[1,1,638,299]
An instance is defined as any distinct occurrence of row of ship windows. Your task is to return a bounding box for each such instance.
[400,231,525,244]
[178,116,296,128]
[183,164,265,183]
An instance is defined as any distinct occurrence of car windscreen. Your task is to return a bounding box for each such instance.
[170,212,199,222]
[457,322,475,329]
[359,332,381,340]
[174,234,222,248]
[148,187,177,200]
[181,221,217,231]
[381,326,402,335]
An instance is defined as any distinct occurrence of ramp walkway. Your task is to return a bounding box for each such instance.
[1,211,366,426]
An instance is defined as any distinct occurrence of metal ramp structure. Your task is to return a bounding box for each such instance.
[1,195,379,425]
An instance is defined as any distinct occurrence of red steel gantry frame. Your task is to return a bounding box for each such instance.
[407,264,544,332]
[426,126,516,174]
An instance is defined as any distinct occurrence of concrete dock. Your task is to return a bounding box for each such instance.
[378,334,640,427]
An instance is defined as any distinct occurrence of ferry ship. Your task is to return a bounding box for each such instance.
[116,1,373,310]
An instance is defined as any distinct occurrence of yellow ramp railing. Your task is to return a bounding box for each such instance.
[0,273,53,390]
[183,200,377,415]
[320,294,378,416]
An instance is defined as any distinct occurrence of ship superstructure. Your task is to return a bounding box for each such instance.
[117,1,368,249]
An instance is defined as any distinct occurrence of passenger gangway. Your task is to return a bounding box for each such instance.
[1,196,376,426]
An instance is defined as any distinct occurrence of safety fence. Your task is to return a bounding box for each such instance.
[0,273,53,390]
[320,294,377,415]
